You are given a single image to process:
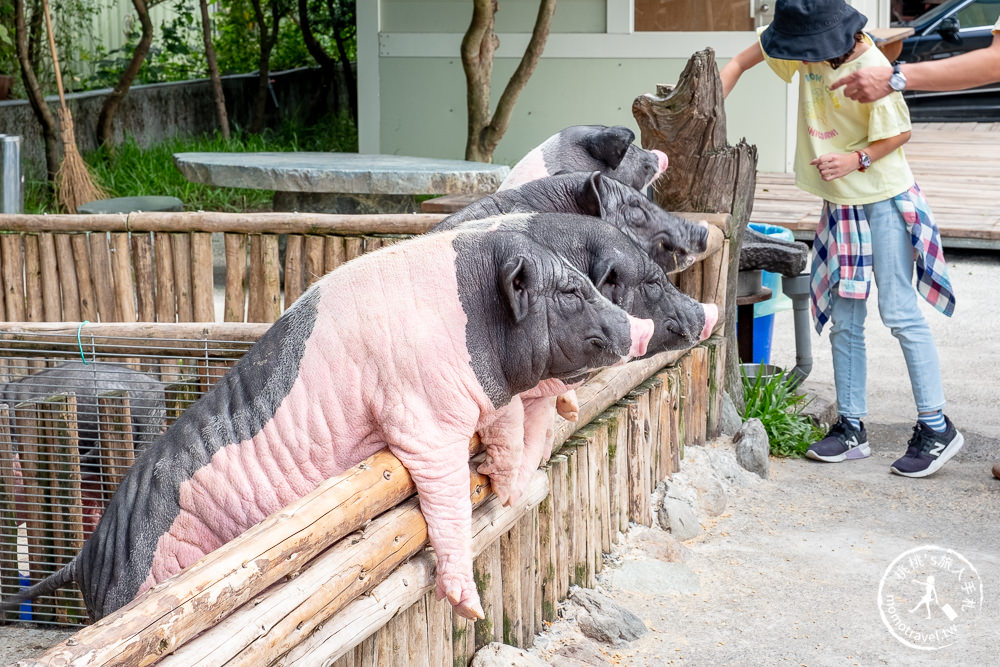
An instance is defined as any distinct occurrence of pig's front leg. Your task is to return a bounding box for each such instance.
[475,397,525,507]
[388,431,484,620]
[555,390,579,423]
[517,394,557,493]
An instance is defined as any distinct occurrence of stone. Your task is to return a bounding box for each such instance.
[471,642,549,667]
[691,471,728,517]
[734,418,770,479]
[553,642,613,666]
[720,390,743,435]
[173,152,510,194]
[568,586,648,645]
[606,560,701,595]
[738,227,809,277]
[657,490,702,541]
[705,445,758,488]
[628,526,688,563]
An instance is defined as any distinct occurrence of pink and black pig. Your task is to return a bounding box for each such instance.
[499,125,669,192]
[1,228,653,623]
[436,171,709,274]
[452,213,718,493]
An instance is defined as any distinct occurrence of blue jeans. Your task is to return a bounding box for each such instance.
[828,198,946,418]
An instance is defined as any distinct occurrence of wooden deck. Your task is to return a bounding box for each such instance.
[751,122,1000,249]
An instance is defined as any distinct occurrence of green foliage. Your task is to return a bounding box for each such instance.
[24,111,357,214]
[740,366,825,458]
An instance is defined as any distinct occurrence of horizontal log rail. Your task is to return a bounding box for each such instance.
[0,212,445,235]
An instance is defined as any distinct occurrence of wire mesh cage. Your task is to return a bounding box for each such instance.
[0,327,258,626]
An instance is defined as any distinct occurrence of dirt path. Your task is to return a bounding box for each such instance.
[530,430,1000,666]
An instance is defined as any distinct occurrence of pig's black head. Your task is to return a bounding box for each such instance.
[586,173,709,274]
[534,125,668,191]
[452,229,647,405]
[492,213,709,355]
[590,243,707,354]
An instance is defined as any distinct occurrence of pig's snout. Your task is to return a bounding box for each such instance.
[651,149,669,177]
[628,315,654,358]
[699,303,718,341]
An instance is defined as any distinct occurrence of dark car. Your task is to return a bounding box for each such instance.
[893,0,1000,120]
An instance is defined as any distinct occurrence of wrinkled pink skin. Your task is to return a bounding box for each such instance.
[499,146,548,191]
[140,235,497,619]
[136,234,653,621]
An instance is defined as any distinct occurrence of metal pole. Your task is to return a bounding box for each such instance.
[0,134,24,214]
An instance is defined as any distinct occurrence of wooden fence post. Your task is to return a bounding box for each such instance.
[633,47,758,411]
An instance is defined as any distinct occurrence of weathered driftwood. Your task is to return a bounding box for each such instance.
[633,47,758,412]
[0,212,445,235]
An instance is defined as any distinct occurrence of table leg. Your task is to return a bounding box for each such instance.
[737,303,755,364]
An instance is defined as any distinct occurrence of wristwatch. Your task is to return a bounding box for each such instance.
[889,63,907,92]
[856,150,871,172]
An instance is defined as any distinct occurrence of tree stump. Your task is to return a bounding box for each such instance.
[633,48,758,411]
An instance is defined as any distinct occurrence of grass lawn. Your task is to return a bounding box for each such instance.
[25,113,358,214]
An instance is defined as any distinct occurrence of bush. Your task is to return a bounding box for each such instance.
[740,366,825,458]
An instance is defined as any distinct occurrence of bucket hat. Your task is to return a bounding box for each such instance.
[760,0,868,63]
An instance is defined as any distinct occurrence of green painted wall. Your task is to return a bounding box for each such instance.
[378,55,791,172]
[382,0,606,33]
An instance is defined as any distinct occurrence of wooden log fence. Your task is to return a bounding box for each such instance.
[0,205,733,663]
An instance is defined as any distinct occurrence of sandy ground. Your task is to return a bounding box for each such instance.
[527,248,1000,666]
[1,251,996,666]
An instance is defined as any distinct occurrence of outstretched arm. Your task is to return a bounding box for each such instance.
[809,132,911,181]
[831,33,1000,102]
[720,42,765,98]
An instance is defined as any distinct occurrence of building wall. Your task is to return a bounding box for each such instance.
[362,1,891,174]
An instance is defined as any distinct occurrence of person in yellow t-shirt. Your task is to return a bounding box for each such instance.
[720,0,962,478]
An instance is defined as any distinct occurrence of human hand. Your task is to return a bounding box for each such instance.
[829,66,894,102]
[809,152,858,181]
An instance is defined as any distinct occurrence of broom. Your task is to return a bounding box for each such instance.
[41,0,107,213]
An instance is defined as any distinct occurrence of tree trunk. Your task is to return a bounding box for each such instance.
[327,0,358,124]
[96,0,154,148]
[299,0,339,121]
[249,0,281,134]
[199,0,230,140]
[632,48,758,412]
[15,0,60,180]
[461,0,556,163]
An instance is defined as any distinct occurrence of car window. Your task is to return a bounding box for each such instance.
[955,0,1000,29]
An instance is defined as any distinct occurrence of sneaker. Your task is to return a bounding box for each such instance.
[890,417,964,478]
[806,416,870,462]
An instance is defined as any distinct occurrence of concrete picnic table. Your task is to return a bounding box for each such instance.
[173,152,510,214]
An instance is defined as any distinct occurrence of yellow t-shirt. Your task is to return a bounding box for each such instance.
[760,30,914,205]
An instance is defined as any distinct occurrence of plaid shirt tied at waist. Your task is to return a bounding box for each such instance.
[810,183,956,334]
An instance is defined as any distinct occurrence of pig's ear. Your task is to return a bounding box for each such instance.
[501,256,531,323]
[585,127,633,169]
[580,171,603,217]
[592,258,616,290]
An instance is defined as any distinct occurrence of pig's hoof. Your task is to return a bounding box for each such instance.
[447,589,485,620]
[556,393,579,422]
